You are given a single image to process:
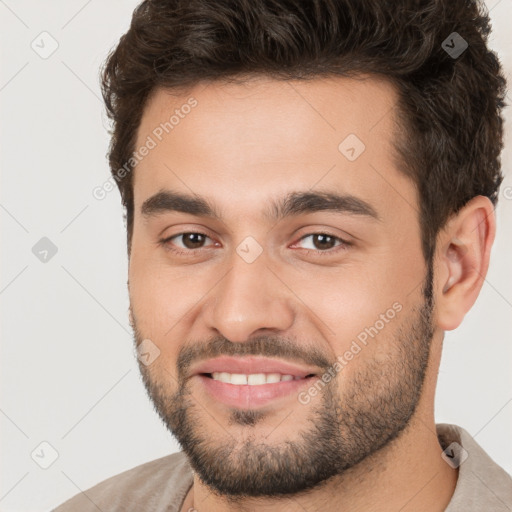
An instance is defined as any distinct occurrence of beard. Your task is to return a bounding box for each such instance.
[132,263,435,499]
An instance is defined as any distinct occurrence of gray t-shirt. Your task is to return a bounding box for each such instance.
[52,423,512,511]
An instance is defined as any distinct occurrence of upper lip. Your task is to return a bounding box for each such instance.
[190,356,320,378]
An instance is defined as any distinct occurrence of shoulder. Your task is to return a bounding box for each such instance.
[52,451,193,512]
[438,423,512,511]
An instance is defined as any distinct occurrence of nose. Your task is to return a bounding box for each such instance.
[203,253,295,343]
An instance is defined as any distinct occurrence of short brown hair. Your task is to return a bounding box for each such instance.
[101,0,507,260]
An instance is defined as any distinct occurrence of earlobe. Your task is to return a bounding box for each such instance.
[435,196,496,331]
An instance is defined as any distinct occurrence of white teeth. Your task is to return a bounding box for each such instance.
[247,373,266,385]
[230,373,248,385]
[210,372,302,385]
[266,373,281,384]
[217,372,231,383]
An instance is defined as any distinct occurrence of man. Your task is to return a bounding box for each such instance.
[54,0,512,510]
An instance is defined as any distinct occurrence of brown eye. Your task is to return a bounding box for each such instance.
[159,231,215,255]
[296,233,346,252]
[179,232,208,249]
[311,234,337,250]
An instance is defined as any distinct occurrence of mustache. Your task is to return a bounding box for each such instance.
[176,335,333,381]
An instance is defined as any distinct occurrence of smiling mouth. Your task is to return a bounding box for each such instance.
[202,372,316,385]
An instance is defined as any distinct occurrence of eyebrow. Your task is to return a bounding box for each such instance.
[141,189,380,223]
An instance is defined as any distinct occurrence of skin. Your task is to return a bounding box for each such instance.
[127,75,495,511]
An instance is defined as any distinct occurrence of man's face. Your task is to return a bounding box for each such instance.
[128,76,435,496]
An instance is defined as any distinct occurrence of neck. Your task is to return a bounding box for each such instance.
[182,413,457,512]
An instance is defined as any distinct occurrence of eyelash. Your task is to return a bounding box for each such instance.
[158,231,352,257]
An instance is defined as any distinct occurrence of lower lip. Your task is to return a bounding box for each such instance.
[197,374,317,409]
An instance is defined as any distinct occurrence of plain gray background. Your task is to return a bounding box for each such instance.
[1,1,511,510]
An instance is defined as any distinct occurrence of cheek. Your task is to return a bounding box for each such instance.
[129,247,214,372]
[128,247,185,348]
[302,257,418,358]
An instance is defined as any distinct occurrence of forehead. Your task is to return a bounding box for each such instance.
[133,75,418,227]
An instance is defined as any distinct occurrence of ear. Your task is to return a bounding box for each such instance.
[434,196,496,331]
